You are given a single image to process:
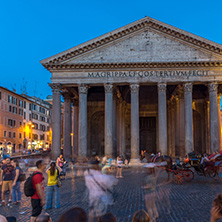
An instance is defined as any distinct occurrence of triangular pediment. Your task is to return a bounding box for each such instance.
[41,17,222,68]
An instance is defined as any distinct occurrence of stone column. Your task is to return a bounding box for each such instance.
[208,83,220,152]
[50,84,61,160]
[205,101,210,154]
[104,83,113,156]
[167,102,172,155]
[158,83,167,155]
[78,84,88,158]
[179,89,185,157]
[130,84,140,163]
[184,83,193,155]
[63,95,72,160]
[171,99,176,157]
[113,90,117,157]
[121,101,127,157]
[73,101,79,156]
[175,96,180,156]
[117,99,122,155]
[218,95,222,149]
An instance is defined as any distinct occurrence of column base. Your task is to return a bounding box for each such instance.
[129,158,142,166]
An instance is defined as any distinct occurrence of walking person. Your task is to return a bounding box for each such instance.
[0,158,14,205]
[11,159,22,204]
[45,162,62,209]
[30,160,46,222]
[116,156,123,178]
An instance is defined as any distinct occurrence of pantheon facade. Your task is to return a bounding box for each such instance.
[41,17,222,161]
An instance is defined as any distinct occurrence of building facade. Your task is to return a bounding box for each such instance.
[0,86,52,156]
[41,17,222,161]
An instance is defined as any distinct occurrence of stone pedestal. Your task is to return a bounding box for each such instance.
[51,84,61,160]
[158,83,167,155]
[104,84,113,157]
[130,84,140,163]
[78,84,88,158]
[209,83,220,152]
[63,96,72,160]
[184,83,193,155]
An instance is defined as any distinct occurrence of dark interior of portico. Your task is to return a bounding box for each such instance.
[82,84,222,157]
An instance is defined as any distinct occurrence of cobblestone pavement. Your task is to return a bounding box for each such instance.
[1,167,222,222]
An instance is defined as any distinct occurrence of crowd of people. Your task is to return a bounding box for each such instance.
[0,154,222,221]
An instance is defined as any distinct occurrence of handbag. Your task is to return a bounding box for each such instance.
[18,168,26,181]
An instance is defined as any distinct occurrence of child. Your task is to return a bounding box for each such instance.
[116,156,123,178]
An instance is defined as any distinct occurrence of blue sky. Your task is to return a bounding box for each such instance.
[0,0,222,98]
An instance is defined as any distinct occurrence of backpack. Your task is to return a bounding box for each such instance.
[24,172,41,197]
[17,167,26,182]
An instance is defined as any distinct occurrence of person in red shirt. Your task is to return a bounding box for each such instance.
[31,160,46,222]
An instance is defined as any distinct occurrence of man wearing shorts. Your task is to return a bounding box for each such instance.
[31,160,46,222]
[0,158,14,205]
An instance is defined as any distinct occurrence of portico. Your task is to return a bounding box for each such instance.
[41,17,222,161]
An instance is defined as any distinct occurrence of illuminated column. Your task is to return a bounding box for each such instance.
[208,82,220,152]
[184,83,193,155]
[158,83,167,155]
[104,83,113,156]
[63,95,72,160]
[130,84,140,162]
[50,84,61,160]
[78,84,88,158]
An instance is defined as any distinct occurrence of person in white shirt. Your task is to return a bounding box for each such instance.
[116,156,123,178]
[84,163,118,222]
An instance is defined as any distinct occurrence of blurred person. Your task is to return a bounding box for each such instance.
[45,162,62,209]
[211,194,222,222]
[116,156,123,178]
[56,155,64,168]
[0,158,14,205]
[58,207,87,222]
[36,213,52,222]
[30,160,46,222]
[0,215,7,222]
[84,162,118,222]
[132,210,150,222]
[98,212,117,222]
[11,159,22,204]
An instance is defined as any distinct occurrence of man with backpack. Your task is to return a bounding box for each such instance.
[29,160,46,222]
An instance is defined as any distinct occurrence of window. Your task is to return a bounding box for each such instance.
[0,91,1,100]
[8,132,11,138]
[19,100,23,107]
[4,131,6,137]
[8,95,12,103]
[24,101,26,108]
[29,104,31,110]
[19,133,22,139]
[24,132,26,138]
[19,121,22,126]
[13,132,16,138]
[9,105,12,112]
[12,107,17,114]
[8,119,16,127]
[29,114,32,121]
[32,104,37,111]
[29,133,31,139]
[19,109,23,115]
[24,112,26,119]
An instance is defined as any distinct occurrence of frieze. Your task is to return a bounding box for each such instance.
[88,70,208,79]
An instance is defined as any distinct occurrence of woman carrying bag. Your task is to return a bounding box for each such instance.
[45,162,62,209]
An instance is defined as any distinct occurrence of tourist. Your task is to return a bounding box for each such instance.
[36,213,52,222]
[211,194,222,222]
[0,158,14,205]
[84,162,118,222]
[132,210,150,222]
[56,155,64,168]
[56,155,66,180]
[58,207,87,222]
[45,162,62,209]
[116,156,123,178]
[98,212,117,222]
[11,159,22,204]
[31,160,46,222]
[0,215,7,222]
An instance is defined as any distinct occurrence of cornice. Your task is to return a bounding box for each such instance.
[41,17,222,67]
[45,61,222,70]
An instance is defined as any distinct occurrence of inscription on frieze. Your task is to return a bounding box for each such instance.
[88,70,208,78]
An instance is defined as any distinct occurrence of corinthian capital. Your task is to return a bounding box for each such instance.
[78,84,88,94]
[157,82,166,92]
[49,83,62,93]
[183,83,193,93]
[208,82,218,93]
[104,83,113,93]
[130,84,139,93]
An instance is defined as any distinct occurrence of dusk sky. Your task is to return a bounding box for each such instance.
[1,0,222,99]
